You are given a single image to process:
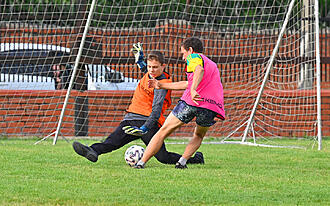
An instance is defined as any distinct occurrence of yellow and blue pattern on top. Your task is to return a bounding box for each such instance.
[186,53,203,73]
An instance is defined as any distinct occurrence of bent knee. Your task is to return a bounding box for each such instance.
[194,127,209,139]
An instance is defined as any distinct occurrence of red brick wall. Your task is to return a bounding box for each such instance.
[0,90,329,138]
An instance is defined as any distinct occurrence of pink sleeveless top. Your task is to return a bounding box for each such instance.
[181,53,225,120]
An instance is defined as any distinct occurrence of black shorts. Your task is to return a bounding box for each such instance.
[172,100,217,127]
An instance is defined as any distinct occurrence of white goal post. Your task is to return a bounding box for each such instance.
[0,0,323,149]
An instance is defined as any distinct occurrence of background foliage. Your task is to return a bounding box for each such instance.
[0,0,328,28]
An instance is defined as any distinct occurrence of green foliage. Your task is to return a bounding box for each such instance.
[1,0,328,28]
[0,138,329,205]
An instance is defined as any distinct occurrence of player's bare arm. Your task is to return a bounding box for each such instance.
[148,79,188,90]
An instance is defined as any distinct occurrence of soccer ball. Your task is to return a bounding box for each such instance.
[124,145,145,167]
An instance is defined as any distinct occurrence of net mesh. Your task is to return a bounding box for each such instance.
[0,0,320,148]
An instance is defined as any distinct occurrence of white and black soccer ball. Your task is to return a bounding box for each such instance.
[124,145,145,167]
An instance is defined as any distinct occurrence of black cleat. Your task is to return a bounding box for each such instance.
[175,162,188,169]
[194,152,205,164]
[133,164,145,169]
[72,141,98,162]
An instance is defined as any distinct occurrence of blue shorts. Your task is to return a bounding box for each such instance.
[172,100,217,127]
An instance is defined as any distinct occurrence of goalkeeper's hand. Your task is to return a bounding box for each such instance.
[122,125,148,136]
[131,42,147,71]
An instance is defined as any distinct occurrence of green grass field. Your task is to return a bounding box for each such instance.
[0,138,329,206]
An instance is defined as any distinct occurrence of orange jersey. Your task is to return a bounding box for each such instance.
[127,72,172,125]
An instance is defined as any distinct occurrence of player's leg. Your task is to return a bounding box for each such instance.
[135,100,198,168]
[152,144,181,164]
[90,120,143,154]
[141,124,180,164]
[175,125,208,169]
[175,107,217,169]
[73,120,142,162]
[181,125,209,160]
[155,144,205,164]
[142,124,204,164]
[139,112,185,165]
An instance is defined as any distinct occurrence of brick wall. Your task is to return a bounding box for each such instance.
[0,90,329,138]
[1,27,330,85]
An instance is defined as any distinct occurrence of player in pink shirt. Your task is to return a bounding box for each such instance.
[135,37,225,169]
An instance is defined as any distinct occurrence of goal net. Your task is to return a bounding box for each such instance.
[0,0,322,149]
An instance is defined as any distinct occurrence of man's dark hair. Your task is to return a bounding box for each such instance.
[181,37,204,53]
[147,51,165,64]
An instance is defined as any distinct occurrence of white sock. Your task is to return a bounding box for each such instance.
[178,157,187,165]
[137,160,145,166]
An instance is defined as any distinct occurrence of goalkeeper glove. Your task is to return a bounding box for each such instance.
[131,42,147,72]
[122,125,148,136]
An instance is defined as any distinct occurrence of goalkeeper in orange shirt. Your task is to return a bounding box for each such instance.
[72,43,204,165]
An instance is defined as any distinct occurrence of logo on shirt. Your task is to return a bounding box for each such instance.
[202,98,223,109]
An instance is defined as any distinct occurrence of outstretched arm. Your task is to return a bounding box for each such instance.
[148,79,188,90]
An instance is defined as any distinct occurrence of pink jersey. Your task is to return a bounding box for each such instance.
[181,53,225,119]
